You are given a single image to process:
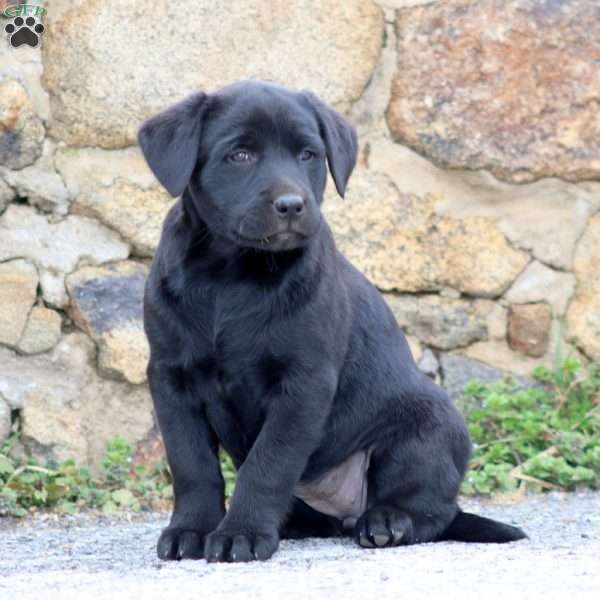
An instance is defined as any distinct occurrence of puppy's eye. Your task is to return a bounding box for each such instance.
[229,150,252,163]
[299,149,316,161]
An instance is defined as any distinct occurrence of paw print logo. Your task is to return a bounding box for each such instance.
[5,16,45,48]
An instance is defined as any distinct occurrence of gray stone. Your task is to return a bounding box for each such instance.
[0,204,130,274]
[0,177,13,212]
[440,353,540,412]
[417,348,439,379]
[66,261,149,384]
[0,395,10,445]
[506,261,576,316]
[0,140,70,215]
[385,294,487,350]
[39,269,68,309]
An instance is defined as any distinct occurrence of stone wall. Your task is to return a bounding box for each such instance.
[1,0,599,466]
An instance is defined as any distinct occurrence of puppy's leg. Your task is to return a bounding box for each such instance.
[355,377,471,548]
[204,369,336,562]
[281,499,343,540]
[148,361,225,560]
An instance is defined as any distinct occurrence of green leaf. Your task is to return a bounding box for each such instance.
[0,455,15,476]
[111,488,135,506]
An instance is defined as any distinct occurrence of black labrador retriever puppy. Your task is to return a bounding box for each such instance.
[138,80,526,562]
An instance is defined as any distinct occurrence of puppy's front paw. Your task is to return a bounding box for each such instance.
[157,527,205,560]
[204,527,279,562]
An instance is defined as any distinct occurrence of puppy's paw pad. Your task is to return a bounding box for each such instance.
[204,528,279,562]
[4,15,44,47]
[157,527,204,560]
[355,506,413,549]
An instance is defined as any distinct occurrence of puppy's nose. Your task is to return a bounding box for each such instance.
[273,194,305,217]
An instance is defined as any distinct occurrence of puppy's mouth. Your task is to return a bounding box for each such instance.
[235,230,307,248]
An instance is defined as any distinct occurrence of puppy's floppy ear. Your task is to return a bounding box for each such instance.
[303,92,358,198]
[138,92,208,197]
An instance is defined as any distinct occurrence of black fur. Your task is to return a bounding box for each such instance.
[138,81,526,563]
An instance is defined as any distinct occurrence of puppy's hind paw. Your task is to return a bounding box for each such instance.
[355,506,414,548]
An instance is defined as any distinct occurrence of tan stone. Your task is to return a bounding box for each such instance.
[0,334,153,468]
[73,180,172,257]
[385,294,487,350]
[387,0,600,182]
[324,168,528,296]
[0,259,38,347]
[567,213,600,361]
[508,303,552,358]
[0,204,130,273]
[98,328,149,386]
[0,78,44,169]
[66,261,149,384]
[367,136,600,271]
[17,306,62,355]
[463,340,551,378]
[43,0,383,148]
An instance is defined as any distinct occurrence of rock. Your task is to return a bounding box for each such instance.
[0,395,11,445]
[73,180,172,257]
[417,348,439,379]
[0,259,38,347]
[0,204,129,273]
[474,300,507,342]
[42,0,383,148]
[440,353,539,412]
[368,136,600,271]
[17,306,62,355]
[385,294,487,350]
[325,169,528,296]
[39,269,68,309]
[507,303,552,358]
[404,335,422,363]
[567,214,600,361]
[506,261,576,316]
[0,177,13,211]
[66,261,149,384]
[387,0,600,183]
[55,146,162,195]
[0,140,70,215]
[0,77,45,169]
[463,340,552,378]
[0,334,154,468]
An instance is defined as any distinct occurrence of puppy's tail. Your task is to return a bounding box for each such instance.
[439,510,527,543]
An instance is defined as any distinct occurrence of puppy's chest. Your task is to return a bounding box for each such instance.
[186,297,282,458]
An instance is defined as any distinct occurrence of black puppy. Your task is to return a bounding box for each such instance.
[138,81,526,562]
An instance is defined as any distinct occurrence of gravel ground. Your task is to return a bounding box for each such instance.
[0,492,598,600]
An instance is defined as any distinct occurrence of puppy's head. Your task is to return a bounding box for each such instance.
[138,81,357,251]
